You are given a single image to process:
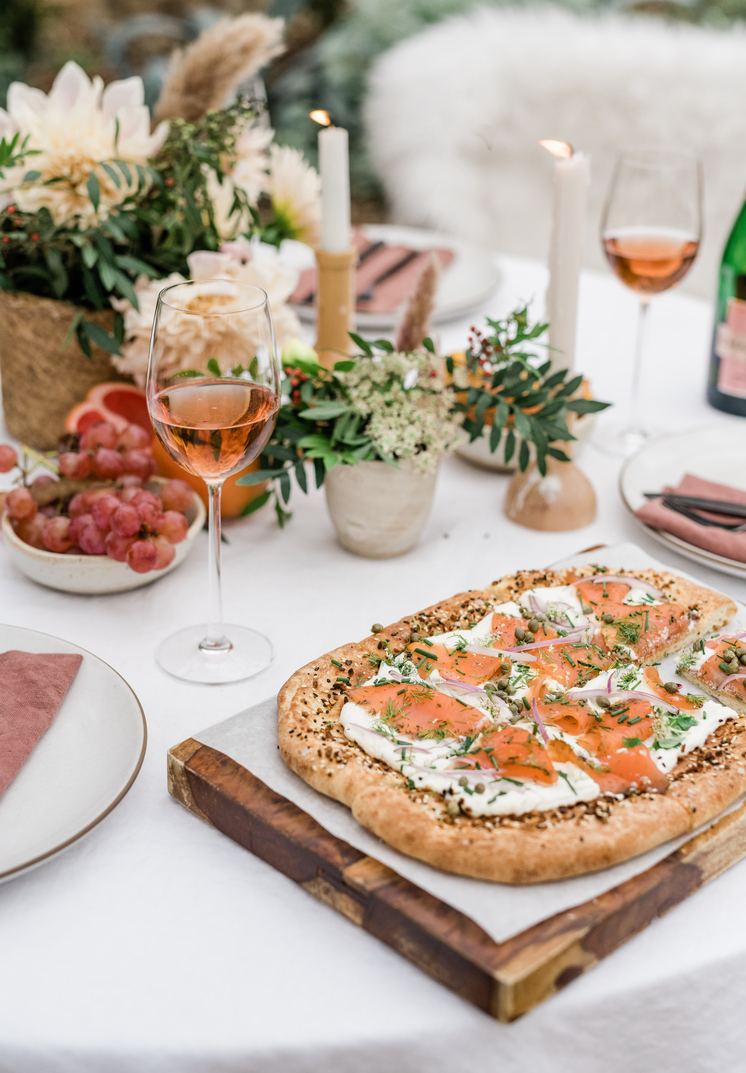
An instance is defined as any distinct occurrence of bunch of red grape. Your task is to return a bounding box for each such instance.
[0,421,194,574]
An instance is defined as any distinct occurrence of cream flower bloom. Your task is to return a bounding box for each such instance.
[267,144,321,247]
[0,61,168,227]
[111,241,300,385]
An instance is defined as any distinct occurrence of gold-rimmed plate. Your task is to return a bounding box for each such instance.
[0,625,146,882]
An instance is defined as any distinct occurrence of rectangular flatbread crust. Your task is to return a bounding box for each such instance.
[278,569,745,883]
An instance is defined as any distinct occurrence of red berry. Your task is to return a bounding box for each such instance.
[0,445,18,472]
[117,424,151,451]
[80,421,118,451]
[79,524,108,555]
[91,494,120,530]
[6,487,36,521]
[104,531,136,562]
[126,539,158,573]
[14,513,45,548]
[152,534,175,570]
[92,448,123,479]
[59,451,92,479]
[69,512,94,545]
[110,502,140,537]
[160,480,193,513]
[121,448,155,480]
[137,500,164,530]
[158,510,188,544]
[42,516,73,553]
[119,474,144,489]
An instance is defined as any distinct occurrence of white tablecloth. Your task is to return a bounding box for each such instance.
[2,256,745,1072]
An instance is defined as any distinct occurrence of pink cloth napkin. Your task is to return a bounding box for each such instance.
[289,230,453,313]
[635,473,746,562]
[0,650,83,798]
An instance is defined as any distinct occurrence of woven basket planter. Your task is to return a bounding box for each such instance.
[0,291,131,450]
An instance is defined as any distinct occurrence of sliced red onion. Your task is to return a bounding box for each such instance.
[465,643,537,661]
[581,574,664,600]
[719,672,746,690]
[568,686,679,714]
[531,697,549,745]
[501,628,587,653]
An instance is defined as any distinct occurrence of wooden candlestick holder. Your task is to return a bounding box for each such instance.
[315,247,357,369]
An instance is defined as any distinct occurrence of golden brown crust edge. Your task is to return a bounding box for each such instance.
[277,583,746,884]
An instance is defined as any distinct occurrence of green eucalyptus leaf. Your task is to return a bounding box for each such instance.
[87,172,100,212]
[240,490,271,516]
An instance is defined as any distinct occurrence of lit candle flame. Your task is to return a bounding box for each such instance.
[310,110,332,127]
[540,139,573,159]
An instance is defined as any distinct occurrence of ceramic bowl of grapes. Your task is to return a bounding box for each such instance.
[0,421,206,594]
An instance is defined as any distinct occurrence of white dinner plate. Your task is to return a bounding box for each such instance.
[285,224,502,330]
[619,421,746,579]
[0,625,146,881]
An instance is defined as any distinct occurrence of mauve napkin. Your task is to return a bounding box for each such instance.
[635,473,746,562]
[0,650,83,798]
[289,231,453,313]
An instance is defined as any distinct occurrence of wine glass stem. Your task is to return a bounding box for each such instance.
[201,481,230,653]
[626,298,651,437]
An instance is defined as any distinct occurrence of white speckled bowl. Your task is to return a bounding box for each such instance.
[1,479,206,594]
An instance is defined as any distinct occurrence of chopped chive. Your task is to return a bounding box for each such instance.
[628,715,642,725]
[414,647,437,659]
[421,638,433,647]
[522,696,530,710]
[331,658,342,668]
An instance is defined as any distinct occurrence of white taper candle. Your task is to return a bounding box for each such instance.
[319,126,351,253]
[545,147,590,374]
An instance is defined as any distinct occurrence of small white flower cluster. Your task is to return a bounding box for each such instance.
[340,350,464,472]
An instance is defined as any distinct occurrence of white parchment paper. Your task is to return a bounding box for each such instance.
[194,542,744,944]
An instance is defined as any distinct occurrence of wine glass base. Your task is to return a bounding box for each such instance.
[156,624,273,684]
[593,422,658,459]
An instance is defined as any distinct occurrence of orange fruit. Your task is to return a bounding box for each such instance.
[66,381,268,519]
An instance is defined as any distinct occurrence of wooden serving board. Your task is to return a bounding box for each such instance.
[168,734,746,1022]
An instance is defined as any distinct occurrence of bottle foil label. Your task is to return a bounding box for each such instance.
[716,297,746,398]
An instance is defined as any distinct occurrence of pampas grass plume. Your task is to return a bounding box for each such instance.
[396,254,440,353]
[154,14,285,124]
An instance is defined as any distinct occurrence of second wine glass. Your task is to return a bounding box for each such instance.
[600,146,702,456]
[146,279,281,684]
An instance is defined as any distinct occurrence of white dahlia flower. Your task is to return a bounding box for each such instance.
[0,61,168,228]
[111,240,300,385]
[267,144,321,247]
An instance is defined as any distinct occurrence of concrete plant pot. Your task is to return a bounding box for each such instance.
[324,459,438,559]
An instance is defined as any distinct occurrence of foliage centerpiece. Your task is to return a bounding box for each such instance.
[0,14,321,446]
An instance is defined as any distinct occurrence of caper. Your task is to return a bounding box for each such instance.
[740,654,746,666]
[500,659,512,674]
[603,613,615,625]
[371,623,384,634]
[506,684,516,695]
[597,695,611,709]
[524,632,535,644]
[515,627,526,641]
[446,800,461,817]
[497,676,510,690]
[475,782,485,794]
[510,703,520,714]
[458,776,468,788]
[663,681,679,694]
[528,617,541,633]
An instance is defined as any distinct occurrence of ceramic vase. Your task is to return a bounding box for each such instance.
[324,459,438,558]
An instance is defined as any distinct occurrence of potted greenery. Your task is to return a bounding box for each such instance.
[239,275,608,553]
[0,14,320,449]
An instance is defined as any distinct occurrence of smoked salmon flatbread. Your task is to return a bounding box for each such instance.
[278,567,746,883]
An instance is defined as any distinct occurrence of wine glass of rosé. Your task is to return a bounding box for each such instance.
[600,146,702,456]
[146,279,281,684]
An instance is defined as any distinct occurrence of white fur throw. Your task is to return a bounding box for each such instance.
[365,6,746,297]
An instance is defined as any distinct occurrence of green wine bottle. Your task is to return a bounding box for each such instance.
[708,200,746,415]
